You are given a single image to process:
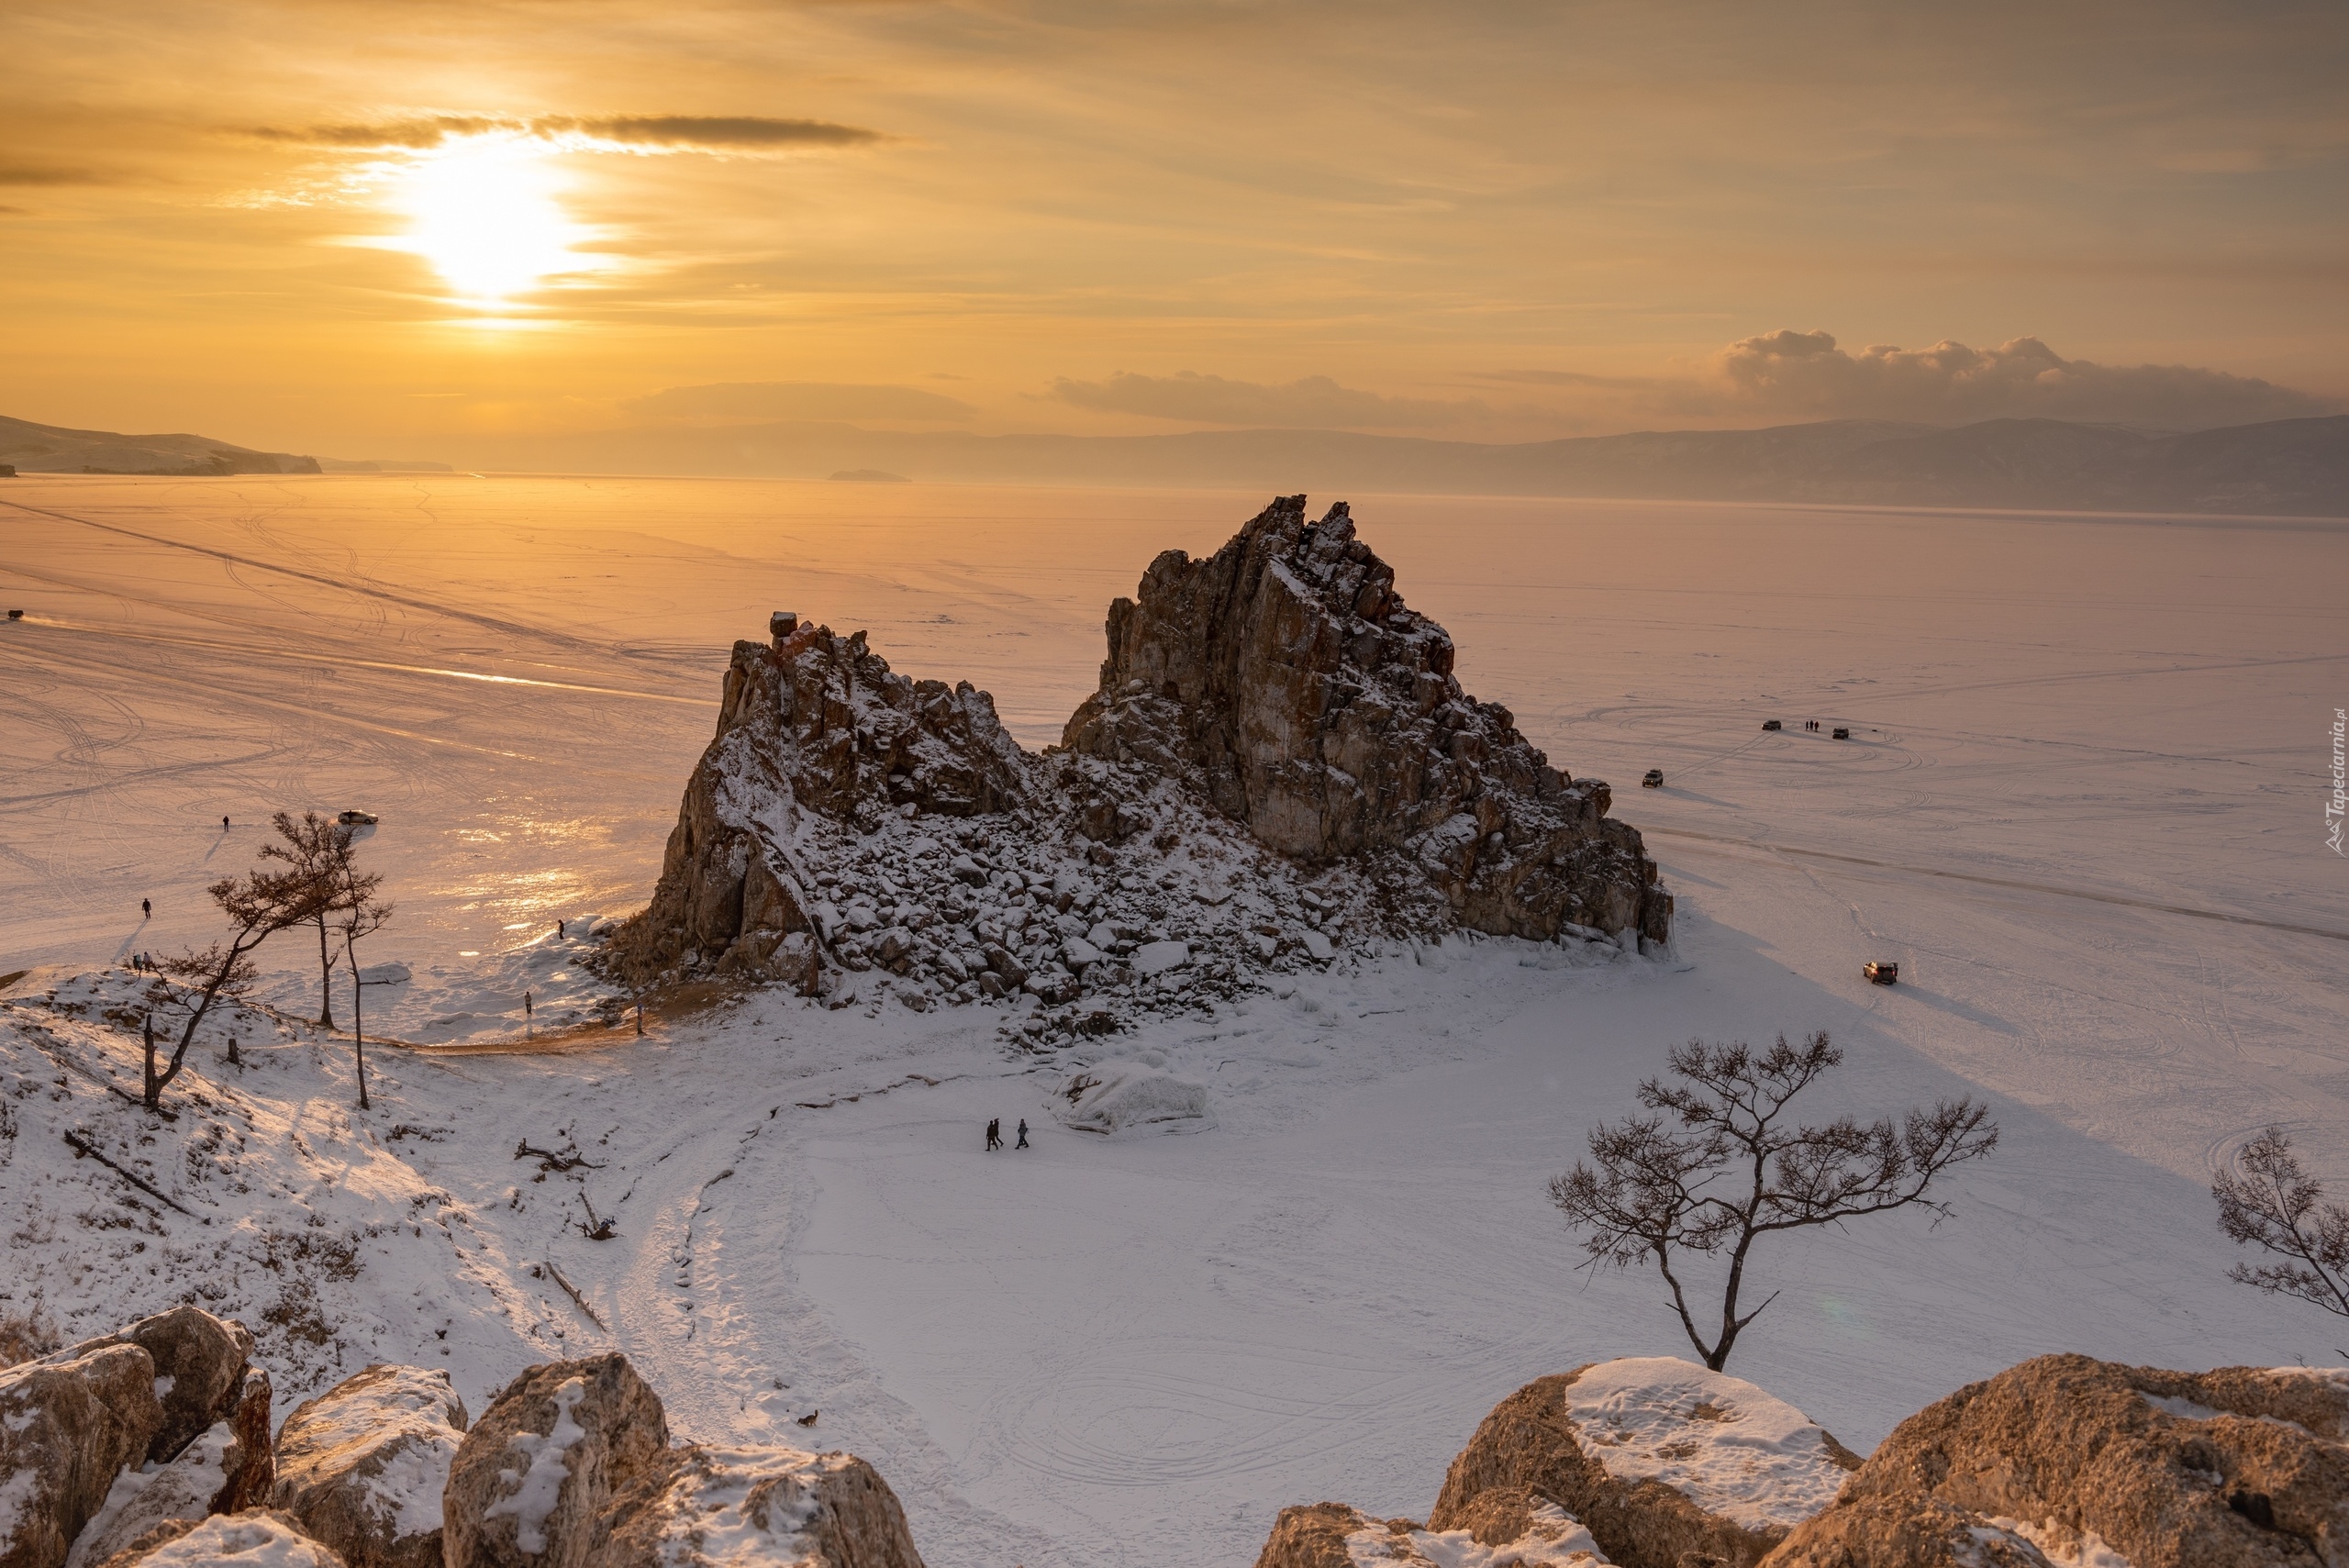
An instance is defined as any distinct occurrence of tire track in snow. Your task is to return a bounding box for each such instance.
[1648,827,2349,942]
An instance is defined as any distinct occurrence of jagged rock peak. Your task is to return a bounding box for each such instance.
[1065,495,1670,944]
[609,497,1671,1024]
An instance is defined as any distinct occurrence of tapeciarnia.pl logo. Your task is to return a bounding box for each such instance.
[2330,706,2346,855]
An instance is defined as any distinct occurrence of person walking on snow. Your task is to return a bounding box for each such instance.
[140,898,150,918]
[1016,1119,1030,1150]
[985,1118,1002,1151]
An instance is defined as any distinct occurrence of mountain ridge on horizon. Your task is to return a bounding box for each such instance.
[6,408,2343,517]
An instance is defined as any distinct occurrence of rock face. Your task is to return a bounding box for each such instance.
[69,1307,259,1469]
[600,1445,926,1568]
[65,1423,254,1568]
[87,1511,346,1568]
[612,497,1670,1026]
[1430,1358,1859,1568]
[441,1356,669,1568]
[273,1364,471,1568]
[1065,496,1668,944]
[1254,1497,1609,1567]
[1764,1354,2349,1568]
[0,1343,167,1568]
[439,1353,924,1568]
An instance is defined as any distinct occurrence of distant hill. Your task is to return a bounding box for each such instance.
[472,413,2349,517]
[8,408,2343,516]
[0,414,322,476]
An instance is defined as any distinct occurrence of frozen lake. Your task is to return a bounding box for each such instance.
[3,473,2345,1565]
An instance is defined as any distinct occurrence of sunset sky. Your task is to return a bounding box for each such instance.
[5,0,2343,456]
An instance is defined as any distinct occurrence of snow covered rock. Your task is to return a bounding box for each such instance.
[65,1421,251,1568]
[599,1444,926,1568]
[85,1510,346,1568]
[1062,495,1671,946]
[0,1342,166,1568]
[1428,1358,1861,1568]
[69,1307,258,1467]
[1756,1496,2057,1567]
[1056,1063,1213,1136]
[1253,1497,1609,1567]
[441,1356,668,1568]
[1764,1354,2349,1568]
[273,1364,470,1568]
[608,496,1670,1027]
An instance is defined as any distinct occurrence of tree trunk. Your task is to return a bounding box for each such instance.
[315,913,337,1029]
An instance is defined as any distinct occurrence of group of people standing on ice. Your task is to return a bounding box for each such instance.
[985,1118,1030,1151]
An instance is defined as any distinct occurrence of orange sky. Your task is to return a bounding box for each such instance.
[4,0,2343,456]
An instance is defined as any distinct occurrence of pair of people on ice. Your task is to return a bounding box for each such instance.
[985,1118,1030,1151]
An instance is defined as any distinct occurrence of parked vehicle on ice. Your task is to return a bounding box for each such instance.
[1762,718,1780,730]
[1865,961,1898,984]
[1642,769,1664,788]
[1832,727,1850,740]
[337,808,378,826]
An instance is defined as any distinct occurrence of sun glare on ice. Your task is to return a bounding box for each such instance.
[395,138,589,304]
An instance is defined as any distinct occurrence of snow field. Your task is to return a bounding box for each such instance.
[2,474,2344,1568]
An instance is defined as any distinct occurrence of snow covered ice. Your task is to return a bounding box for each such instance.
[2,473,2345,1568]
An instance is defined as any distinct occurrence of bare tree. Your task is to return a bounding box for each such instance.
[260,811,380,1029]
[2213,1127,2349,1338]
[339,881,395,1111]
[1551,1030,1999,1371]
[143,865,314,1110]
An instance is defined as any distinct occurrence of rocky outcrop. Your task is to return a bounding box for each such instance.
[87,1511,346,1568]
[1428,1359,1859,1568]
[65,1422,257,1568]
[1253,1497,1609,1567]
[1757,1496,2056,1567]
[1065,496,1668,944]
[1764,1354,2349,1568]
[68,1307,260,1470]
[612,497,1670,1028]
[442,1355,669,1568]
[439,1353,924,1568]
[273,1364,471,1568]
[0,1343,167,1568]
[601,1445,926,1568]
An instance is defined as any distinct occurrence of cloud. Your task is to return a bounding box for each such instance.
[1710,329,2332,429]
[241,114,883,155]
[621,382,975,423]
[0,164,110,185]
[1051,371,1490,428]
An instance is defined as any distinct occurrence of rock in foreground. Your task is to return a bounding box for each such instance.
[273,1364,471,1568]
[1255,1497,1609,1567]
[612,496,1670,1034]
[1764,1354,2349,1568]
[1430,1358,1860,1568]
[441,1353,925,1568]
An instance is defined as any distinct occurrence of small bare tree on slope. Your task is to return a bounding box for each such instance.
[2213,1127,2349,1351]
[145,862,319,1109]
[1551,1030,1998,1372]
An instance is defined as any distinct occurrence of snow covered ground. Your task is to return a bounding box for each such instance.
[2,473,2344,1568]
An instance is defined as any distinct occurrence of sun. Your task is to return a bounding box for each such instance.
[393,137,591,304]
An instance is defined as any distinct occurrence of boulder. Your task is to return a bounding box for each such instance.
[86,1510,345,1568]
[273,1364,471,1568]
[1757,1496,2055,1567]
[0,1342,165,1568]
[440,1355,668,1568]
[69,1307,255,1464]
[1763,1354,2349,1568]
[1253,1497,1609,1568]
[1428,1358,1861,1568]
[65,1422,250,1568]
[1063,496,1669,946]
[599,1444,926,1568]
